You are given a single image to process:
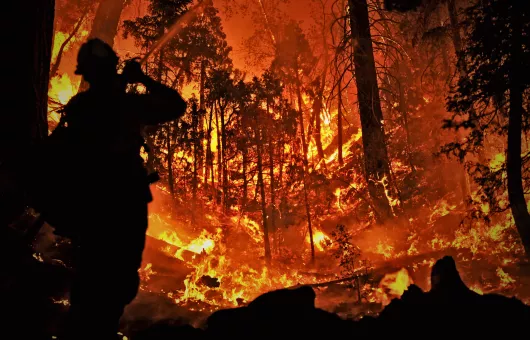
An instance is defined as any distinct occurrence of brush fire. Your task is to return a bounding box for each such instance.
[4,0,530,338]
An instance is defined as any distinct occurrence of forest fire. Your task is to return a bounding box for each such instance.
[4,1,528,338]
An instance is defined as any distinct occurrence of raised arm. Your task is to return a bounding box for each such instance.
[122,60,187,125]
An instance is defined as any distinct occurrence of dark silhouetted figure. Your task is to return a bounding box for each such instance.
[52,38,186,340]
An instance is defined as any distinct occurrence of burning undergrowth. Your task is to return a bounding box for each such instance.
[130,183,529,322]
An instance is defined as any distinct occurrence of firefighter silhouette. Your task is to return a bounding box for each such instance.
[51,38,187,340]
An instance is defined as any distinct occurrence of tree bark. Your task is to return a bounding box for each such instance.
[313,78,326,161]
[242,147,248,210]
[296,83,308,159]
[303,176,315,263]
[256,119,272,263]
[0,0,54,226]
[337,82,344,166]
[267,101,277,250]
[206,104,214,187]
[447,0,472,204]
[348,0,393,223]
[220,104,228,212]
[166,122,175,197]
[200,60,207,185]
[192,102,199,208]
[507,4,530,258]
[398,77,415,173]
[215,107,222,199]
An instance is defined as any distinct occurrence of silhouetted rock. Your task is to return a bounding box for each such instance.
[376,256,530,336]
[206,285,350,338]
[203,256,529,338]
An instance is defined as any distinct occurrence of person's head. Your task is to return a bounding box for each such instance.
[74,38,119,86]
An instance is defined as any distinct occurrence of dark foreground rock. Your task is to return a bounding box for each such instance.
[132,256,530,339]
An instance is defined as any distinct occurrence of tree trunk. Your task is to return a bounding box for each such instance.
[196,60,205,189]
[447,0,462,57]
[79,0,125,91]
[201,61,208,186]
[337,82,344,166]
[256,123,272,263]
[313,79,326,161]
[242,147,248,210]
[314,24,330,163]
[215,107,222,202]
[0,0,54,227]
[267,102,277,251]
[166,122,175,197]
[205,105,212,186]
[220,104,228,212]
[303,176,315,263]
[192,102,199,208]
[348,0,393,223]
[295,82,316,261]
[447,0,472,204]
[296,84,308,159]
[507,4,530,258]
[398,78,415,173]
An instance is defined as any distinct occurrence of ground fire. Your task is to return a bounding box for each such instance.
[2,0,530,338]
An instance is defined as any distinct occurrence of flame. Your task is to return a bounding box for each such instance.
[372,268,413,306]
[306,228,332,251]
[49,73,79,105]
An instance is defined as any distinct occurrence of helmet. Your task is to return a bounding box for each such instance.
[74,38,119,75]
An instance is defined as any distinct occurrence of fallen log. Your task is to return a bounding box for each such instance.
[290,248,467,290]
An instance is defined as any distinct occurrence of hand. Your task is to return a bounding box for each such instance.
[122,58,147,84]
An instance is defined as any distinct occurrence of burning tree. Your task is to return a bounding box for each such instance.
[347,0,398,223]
[443,0,530,257]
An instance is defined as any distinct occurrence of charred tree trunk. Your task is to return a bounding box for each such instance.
[79,0,125,91]
[295,85,316,261]
[267,102,277,250]
[507,4,530,258]
[447,0,472,204]
[296,84,308,159]
[215,107,222,202]
[447,0,462,61]
[256,121,272,263]
[242,147,248,210]
[198,60,206,186]
[220,105,228,212]
[398,78,415,173]
[314,24,330,163]
[166,122,175,197]
[0,0,54,227]
[201,61,208,186]
[303,176,315,263]
[209,104,215,186]
[192,103,199,209]
[206,104,214,187]
[348,0,393,223]
[337,83,344,166]
[313,79,326,162]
